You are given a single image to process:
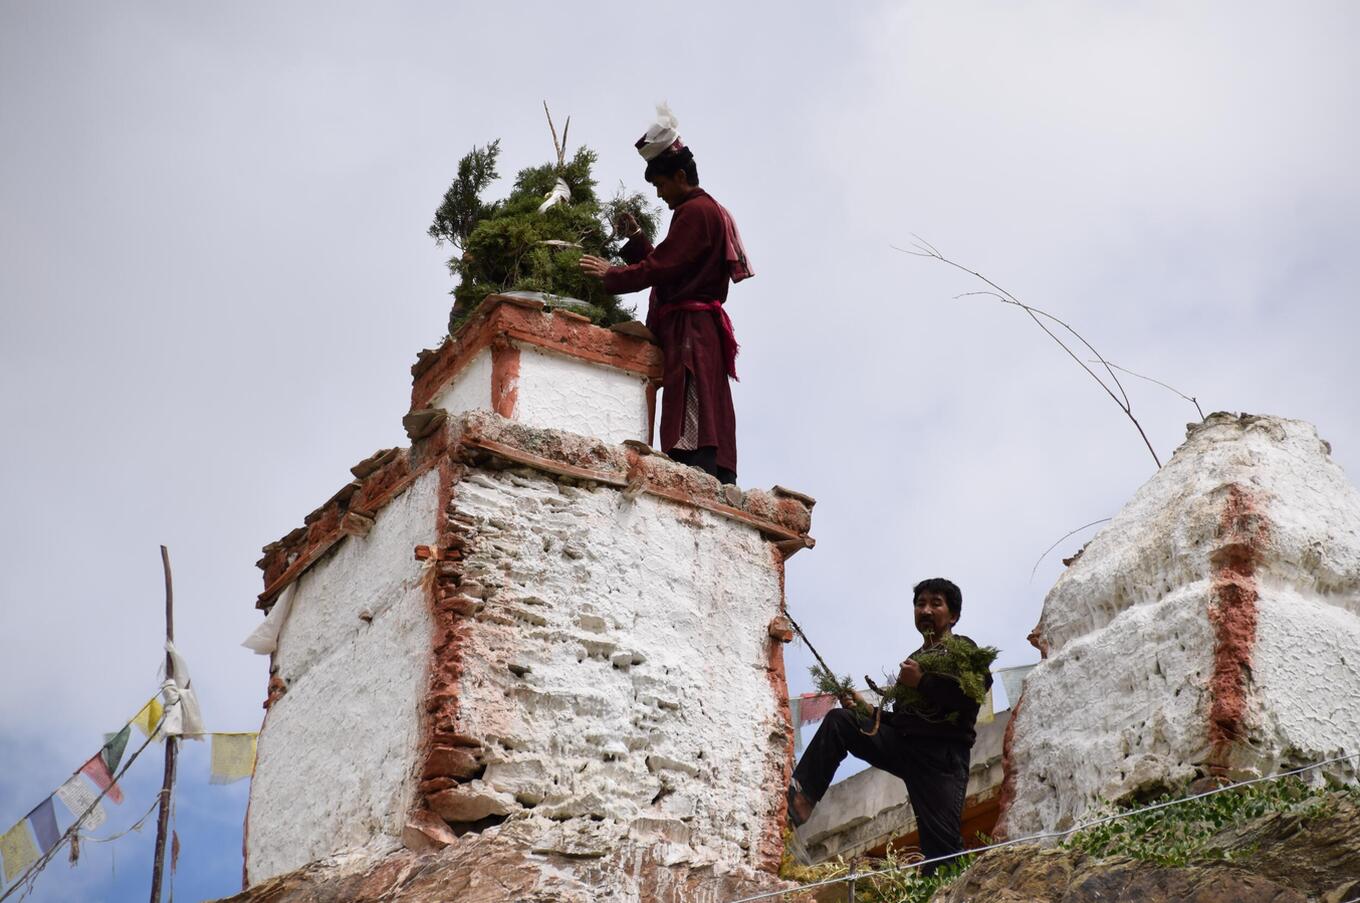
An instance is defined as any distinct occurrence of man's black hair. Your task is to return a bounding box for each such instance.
[913,577,962,619]
[644,147,699,186]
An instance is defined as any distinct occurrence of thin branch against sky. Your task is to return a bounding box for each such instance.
[1030,518,1113,582]
[896,236,1163,469]
[1090,360,1206,421]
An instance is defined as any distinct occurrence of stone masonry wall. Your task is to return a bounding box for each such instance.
[243,408,813,900]
[421,463,790,872]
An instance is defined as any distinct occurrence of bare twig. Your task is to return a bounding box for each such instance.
[543,101,565,169]
[1030,518,1112,582]
[896,237,1162,468]
[1088,360,1205,421]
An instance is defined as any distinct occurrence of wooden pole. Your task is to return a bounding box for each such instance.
[149,545,177,903]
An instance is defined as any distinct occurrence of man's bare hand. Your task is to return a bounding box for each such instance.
[839,691,866,711]
[578,254,611,278]
[898,658,924,688]
[614,212,641,239]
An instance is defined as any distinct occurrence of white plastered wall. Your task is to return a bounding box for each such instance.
[430,347,493,417]
[429,344,648,446]
[1005,415,1360,836]
[446,467,784,865]
[246,469,440,882]
[1251,586,1360,771]
[513,345,649,445]
[1005,592,1216,832]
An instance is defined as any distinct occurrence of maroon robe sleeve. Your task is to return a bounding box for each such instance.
[619,235,653,265]
[602,206,708,295]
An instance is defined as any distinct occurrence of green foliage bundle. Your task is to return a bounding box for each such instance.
[1067,776,1360,868]
[879,636,999,725]
[429,139,660,331]
[809,664,871,717]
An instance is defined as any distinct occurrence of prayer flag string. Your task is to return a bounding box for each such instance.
[0,697,257,896]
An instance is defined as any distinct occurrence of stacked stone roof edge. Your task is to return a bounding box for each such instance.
[255,408,816,609]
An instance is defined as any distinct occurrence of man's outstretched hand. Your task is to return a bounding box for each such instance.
[578,254,610,278]
[839,691,867,711]
[898,658,923,688]
[614,211,641,239]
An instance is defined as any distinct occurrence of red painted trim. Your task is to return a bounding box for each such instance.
[758,547,794,873]
[256,430,450,608]
[411,458,485,818]
[489,340,520,419]
[1206,483,1266,771]
[992,695,1024,840]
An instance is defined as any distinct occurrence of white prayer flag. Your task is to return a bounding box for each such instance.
[997,664,1038,709]
[55,775,106,830]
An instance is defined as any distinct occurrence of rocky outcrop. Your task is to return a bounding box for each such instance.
[215,828,798,903]
[937,791,1360,903]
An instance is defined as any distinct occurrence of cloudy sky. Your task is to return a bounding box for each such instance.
[2,2,1357,899]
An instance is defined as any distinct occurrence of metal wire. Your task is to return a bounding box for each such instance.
[724,750,1360,903]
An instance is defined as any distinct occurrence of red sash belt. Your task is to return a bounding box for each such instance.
[663,300,740,380]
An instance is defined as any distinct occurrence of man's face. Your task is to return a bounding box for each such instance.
[649,171,690,209]
[914,592,955,640]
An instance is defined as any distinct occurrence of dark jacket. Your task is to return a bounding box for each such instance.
[885,634,993,747]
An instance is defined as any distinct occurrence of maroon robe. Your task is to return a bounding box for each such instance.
[603,189,741,474]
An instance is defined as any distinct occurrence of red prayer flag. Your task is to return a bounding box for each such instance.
[796,693,839,726]
[80,755,124,804]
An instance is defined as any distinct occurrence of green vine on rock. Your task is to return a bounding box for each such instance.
[1067,776,1359,868]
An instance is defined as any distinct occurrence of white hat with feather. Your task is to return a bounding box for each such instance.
[635,102,685,161]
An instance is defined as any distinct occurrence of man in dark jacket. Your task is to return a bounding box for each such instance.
[787,578,992,875]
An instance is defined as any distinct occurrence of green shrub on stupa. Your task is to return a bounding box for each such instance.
[429,137,659,333]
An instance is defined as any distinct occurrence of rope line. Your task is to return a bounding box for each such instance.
[83,791,166,844]
[725,750,1360,903]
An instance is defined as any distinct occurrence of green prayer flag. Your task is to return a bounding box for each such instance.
[101,724,131,774]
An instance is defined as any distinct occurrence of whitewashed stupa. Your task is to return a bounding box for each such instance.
[1000,413,1360,836]
[235,296,815,902]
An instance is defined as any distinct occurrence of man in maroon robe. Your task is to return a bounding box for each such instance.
[580,109,752,484]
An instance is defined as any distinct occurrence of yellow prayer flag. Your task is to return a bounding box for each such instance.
[210,733,258,785]
[1,820,40,883]
[131,697,164,738]
[976,687,995,725]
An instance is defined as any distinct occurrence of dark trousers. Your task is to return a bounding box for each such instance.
[792,708,971,875]
[669,446,737,485]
